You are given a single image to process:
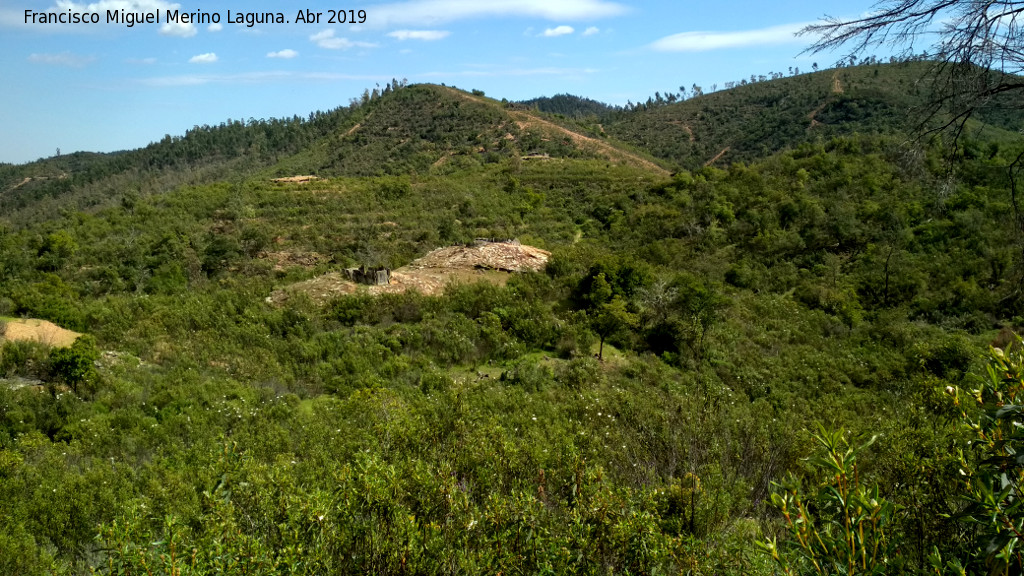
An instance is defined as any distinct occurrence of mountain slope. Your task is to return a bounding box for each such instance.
[275,84,669,177]
[2,64,1024,574]
[605,62,1024,169]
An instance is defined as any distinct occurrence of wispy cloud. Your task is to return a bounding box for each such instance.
[125,57,157,64]
[310,29,377,49]
[369,0,626,27]
[543,25,574,37]
[139,70,389,87]
[388,29,450,41]
[208,22,222,32]
[267,49,298,59]
[582,26,600,36]
[28,52,95,67]
[650,22,811,52]
[188,52,217,63]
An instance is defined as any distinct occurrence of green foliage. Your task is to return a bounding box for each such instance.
[47,335,99,394]
[0,340,50,380]
[375,175,411,201]
[947,339,1024,574]
[762,427,900,575]
[590,296,637,360]
[0,67,1023,574]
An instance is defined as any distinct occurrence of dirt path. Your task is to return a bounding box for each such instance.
[808,72,846,130]
[668,120,695,142]
[704,147,730,166]
[509,111,670,175]
[808,102,826,129]
[832,71,844,94]
[432,153,452,168]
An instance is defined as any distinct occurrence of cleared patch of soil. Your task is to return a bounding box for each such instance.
[2,318,81,348]
[272,175,321,184]
[343,123,362,137]
[269,241,550,304]
[832,72,844,94]
[705,147,730,166]
[409,242,549,272]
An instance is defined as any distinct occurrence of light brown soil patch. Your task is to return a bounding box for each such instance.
[808,73,845,130]
[6,174,66,193]
[705,147,730,166]
[344,123,362,137]
[2,319,80,348]
[268,241,550,304]
[808,102,826,129]
[272,175,321,184]
[432,153,453,168]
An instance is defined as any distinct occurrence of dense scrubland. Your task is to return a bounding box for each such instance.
[2,63,1024,574]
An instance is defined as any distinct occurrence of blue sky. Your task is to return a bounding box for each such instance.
[0,0,863,164]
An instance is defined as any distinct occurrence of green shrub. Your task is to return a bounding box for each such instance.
[761,426,900,575]
[48,334,99,394]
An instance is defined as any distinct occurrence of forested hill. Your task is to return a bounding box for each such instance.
[0,109,354,224]
[270,83,668,178]
[6,63,1020,225]
[3,61,1024,574]
[0,82,668,225]
[517,93,620,119]
[604,61,1024,169]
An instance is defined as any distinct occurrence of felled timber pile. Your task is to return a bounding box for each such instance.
[407,241,550,273]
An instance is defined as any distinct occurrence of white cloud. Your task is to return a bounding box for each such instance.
[208,22,222,32]
[27,52,95,67]
[370,0,626,27]
[125,57,157,64]
[310,29,377,49]
[388,29,450,41]
[543,25,574,37]
[189,52,217,63]
[160,21,196,37]
[583,26,599,36]
[650,22,812,52]
[267,49,298,59]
